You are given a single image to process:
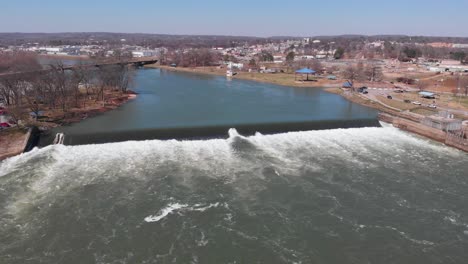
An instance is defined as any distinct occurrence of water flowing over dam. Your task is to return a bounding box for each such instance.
[2,68,467,263]
[46,119,381,145]
[1,127,467,263]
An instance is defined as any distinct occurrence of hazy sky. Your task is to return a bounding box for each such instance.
[2,0,467,37]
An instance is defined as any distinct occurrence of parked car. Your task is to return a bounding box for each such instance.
[412,101,422,105]
[387,95,393,99]
[363,91,368,94]
[428,104,437,109]
[404,99,411,103]
[394,90,404,93]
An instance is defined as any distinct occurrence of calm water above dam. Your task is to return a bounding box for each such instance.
[1,68,468,263]
[41,69,377,145]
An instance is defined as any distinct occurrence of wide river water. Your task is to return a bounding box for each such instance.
[41,69,377,145]
[1,69,468,263]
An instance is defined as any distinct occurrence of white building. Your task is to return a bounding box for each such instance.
[296,55,315,61]
[226,62,244,70]
[453,44,468,48]
[131,51,155,58]
[45,47,61,53]
[273,55,284,64]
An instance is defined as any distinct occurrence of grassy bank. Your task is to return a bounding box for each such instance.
[146,65,342,88]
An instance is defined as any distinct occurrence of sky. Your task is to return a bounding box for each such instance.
[1,0,468,37]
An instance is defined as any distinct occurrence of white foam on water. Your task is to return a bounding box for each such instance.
[443,213,468,228]
[144,203,188,223]
[1,126,466,222]
[196,231,209,247]
[190,202,222,212]
[358,225,435,246]
[228,128,240,139]
[144,202,226,223]
[0,146,53,177]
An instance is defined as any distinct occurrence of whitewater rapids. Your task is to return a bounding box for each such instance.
[0,127,467,263]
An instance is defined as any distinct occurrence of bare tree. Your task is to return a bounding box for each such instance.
[0,51,140,125]
[343,64,364,91]
[295,59,323,73]
[364,65,383,82]
[0,51,41,74]
[72,62,95,96]
[6,105,27,126]
[418,80,432,91]
[460,75,468,96]
[25,76,44,120]
[0,76,29,106]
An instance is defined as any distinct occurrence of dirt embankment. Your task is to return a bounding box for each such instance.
[34,90,137,130]
[0,128,29,161]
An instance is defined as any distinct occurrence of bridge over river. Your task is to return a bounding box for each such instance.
[0,57,158,78]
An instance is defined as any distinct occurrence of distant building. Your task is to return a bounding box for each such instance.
[131,51,155,58]
[453,43,468,48]
[427,42,453,48]
[273,55,284,64]
[229,63,244,70]
[45,47,61,53]
[296,55,315,60]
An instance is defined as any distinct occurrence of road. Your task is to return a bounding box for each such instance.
[361,87,468,117]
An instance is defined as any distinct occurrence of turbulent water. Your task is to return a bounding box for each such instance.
[1,127,468,263]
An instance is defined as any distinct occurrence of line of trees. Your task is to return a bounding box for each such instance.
[162,49,220,67]
[0,52,135,123]
[0,51,42,73]
[342,63,384,87]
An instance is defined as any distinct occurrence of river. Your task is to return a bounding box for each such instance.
[40,69,378,145]
[1,69,467,263]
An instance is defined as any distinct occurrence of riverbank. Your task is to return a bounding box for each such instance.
[34,90,137,129]
[146,65,342,88]
[0,90,136,161]
[148,65,468,152]
[149,65,468,117]
[324,88,401,114]
[148,65,408,113]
